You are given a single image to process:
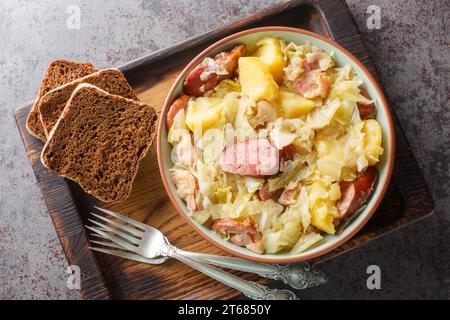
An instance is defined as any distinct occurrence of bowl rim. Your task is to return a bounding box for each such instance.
[157,26,395,263]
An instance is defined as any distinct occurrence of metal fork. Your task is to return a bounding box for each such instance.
[88,207,327,289]
[86,206,300,300]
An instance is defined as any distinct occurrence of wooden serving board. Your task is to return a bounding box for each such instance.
[15,0,435,300]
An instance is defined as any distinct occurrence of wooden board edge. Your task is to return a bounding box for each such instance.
[14,106,112,300]
[118,0,308,75]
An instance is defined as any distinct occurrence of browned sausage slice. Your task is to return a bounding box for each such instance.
[357,89,376,119]
[258,182,282,201]
[335,166,378,224]
[215,44,246,74]
[217,138,279,177]
[279,144,297,162]
[166,95,190,130]
[184,45,245,97]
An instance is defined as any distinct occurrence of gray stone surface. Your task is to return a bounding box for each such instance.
[0,0,448,299]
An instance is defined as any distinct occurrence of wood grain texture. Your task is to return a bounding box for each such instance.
[14,0,435,300]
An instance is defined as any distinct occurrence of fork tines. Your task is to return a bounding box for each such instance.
[86,206,146,252]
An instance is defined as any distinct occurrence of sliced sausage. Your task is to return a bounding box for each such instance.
[166,95,190,130]
[217,138,279,177]
[279,144,297,162]
[335,166,378,224]
[294,69,330,99]
[215,44,246,74]
[257,144,297,201]
[211,217,263,254]
[357,89,376,119]
[184,44,245,97]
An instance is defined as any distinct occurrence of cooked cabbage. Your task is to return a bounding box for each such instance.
[307,98,340,129]
[167,109,189,144]
[290,232,323,254]
[168,36,384,255]
[212,79,241,98]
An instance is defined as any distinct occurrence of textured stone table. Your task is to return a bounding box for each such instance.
[0,0,448,299]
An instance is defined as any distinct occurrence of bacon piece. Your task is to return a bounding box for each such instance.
[211,217,263,254]
[304,52,322,71]
[278,188,298,205]
[258,182,282,201]
[294,70,330,99]
[335,167,378,224]
[184,45,245,97]
[166,95,190,130]
[259,182,298,206]
[357,89,376,119]
[171,169,198,213]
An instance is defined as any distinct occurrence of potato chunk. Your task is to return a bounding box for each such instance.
[362,119,384,165]
[311,204,335,235]
[279,89,315,118]
[254,37,285,84]
[185,97,223,133]
[308,181,338,235]
[239,57,279,102]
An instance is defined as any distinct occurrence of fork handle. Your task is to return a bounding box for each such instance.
[169,250,297,300]
[179,250,327,290]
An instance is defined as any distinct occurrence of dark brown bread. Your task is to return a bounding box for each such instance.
[26,60,96,141]
[38,68,137,137]
[41,84,158,203]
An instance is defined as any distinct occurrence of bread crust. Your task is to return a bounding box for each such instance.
[26,60,96,141]
[37,68,136,137]
[41,84,157,203]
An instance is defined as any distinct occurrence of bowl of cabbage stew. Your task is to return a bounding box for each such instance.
[157,27,395,263]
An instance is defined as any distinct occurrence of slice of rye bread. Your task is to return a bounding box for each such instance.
[38,68,137,138]
[26,60,96,141]
[41,84,158,203]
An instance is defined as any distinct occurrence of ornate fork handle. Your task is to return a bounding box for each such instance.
[160,241,298,300]
[180,250,327,290]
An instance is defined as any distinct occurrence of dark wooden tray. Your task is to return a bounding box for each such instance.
[15,0,435,300]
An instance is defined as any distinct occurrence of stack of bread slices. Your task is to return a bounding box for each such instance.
[26,60,158,203]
